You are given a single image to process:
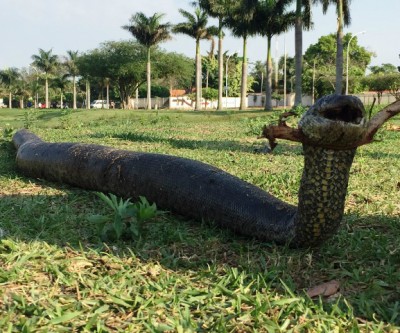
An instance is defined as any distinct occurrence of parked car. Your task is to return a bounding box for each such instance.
[90,100,109,109]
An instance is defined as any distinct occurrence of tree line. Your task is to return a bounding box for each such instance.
[0,0,399,110]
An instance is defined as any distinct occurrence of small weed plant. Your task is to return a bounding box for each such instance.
[1,123,14,140]
[23,108,39,128]
[59,108,74,129]
[0,124,15,151]
[291,104,308,117]
[89,192,161,241]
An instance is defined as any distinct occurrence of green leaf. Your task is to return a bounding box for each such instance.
[108,296,133,308]
[0,239,17,251]
[129,223,140,238]
[96,192,117,211]
[49,311,82,324]
[113,214,124,239]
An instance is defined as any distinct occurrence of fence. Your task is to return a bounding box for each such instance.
[355,93,396,105]
[130,93,396,110]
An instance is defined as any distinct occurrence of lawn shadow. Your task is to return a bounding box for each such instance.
[1,141,399,327]
[92,131,305,156]
[358,150,400,160]
[1,178,399,326]
[94,131,258,153]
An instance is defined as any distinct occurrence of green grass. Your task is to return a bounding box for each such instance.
[0,106,399,332]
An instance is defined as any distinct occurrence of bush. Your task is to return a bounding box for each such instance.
[138,85,170,98]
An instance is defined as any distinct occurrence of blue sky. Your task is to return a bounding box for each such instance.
[1,0,399,70]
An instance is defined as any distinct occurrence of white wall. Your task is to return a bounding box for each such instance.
[131,93,396,110]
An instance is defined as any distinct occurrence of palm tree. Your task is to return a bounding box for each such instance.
[173,7,218,110]
[224,0,258,110]
[196,0,234,110]
[203,38,217,89]
[294,0,312,106]
[64,50,79,109]
[0,67,20,108]
[315,0,352,94]
[31,49,59,108]
[123,12,172,110]
[256,0,295,110]
[52,75,70,108]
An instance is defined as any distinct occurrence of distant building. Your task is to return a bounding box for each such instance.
[169,89,187,97]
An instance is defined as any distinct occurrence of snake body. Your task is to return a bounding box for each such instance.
[12,95,367,247]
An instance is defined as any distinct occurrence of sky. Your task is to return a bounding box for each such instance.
[1,0,399,71]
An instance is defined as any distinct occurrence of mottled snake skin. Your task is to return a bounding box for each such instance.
[12,95,366,247]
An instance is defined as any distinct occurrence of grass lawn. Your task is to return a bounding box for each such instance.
[0,106,399,332]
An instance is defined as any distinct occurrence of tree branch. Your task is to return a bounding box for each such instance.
[360,100,400,145]
[261,100,400,151]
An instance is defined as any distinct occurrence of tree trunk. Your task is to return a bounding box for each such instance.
[45,77,49,109]
[147,48,152,110]
[294,0,303,106]
[240,35,248,110]
[9,92,12,109]
[86,80,90,109]
[217,18,224,111]
[274,38,279,93]
[73,76,77,109]
[195,39,202,111]
[335,0,344,95]
[106,81,110,107]
[265,36,273,110]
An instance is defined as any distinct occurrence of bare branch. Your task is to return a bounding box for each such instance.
[360,100,400,146]
[261,100,400,151]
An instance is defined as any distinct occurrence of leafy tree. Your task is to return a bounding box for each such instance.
[363,73,400,103]
[303,33,372,98]
[77,41,147,109]
[77,41,188,109]
[138,85,170,98]
[196,0,235,110]
[63,50,79,109]
[255,0,296,110]
[227,56,255,97]
[0,67,20,108]
[51,75,71,108]
[369,63,398,75]
[31,48,59,108]
[173,7,218,110]
[27,66,42,108]
[224,0,258,110]
[250,60,266,94]
[153,52,195,92]
[13,69,32,108]
[123,12,172,109]
[202,39,217,89]
[314,0,352,94]
[278,55,296,93]
[202,87,218,109]
[386,74,400,100]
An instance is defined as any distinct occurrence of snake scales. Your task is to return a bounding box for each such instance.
[13,95,368,247]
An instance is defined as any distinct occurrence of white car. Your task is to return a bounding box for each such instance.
[90,100,109,109]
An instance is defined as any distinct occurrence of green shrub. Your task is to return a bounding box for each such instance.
[88,193,162,241]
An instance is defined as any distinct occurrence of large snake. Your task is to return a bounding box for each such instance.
[12,95,398,247]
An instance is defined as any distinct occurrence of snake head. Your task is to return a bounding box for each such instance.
[299,94,367,148]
